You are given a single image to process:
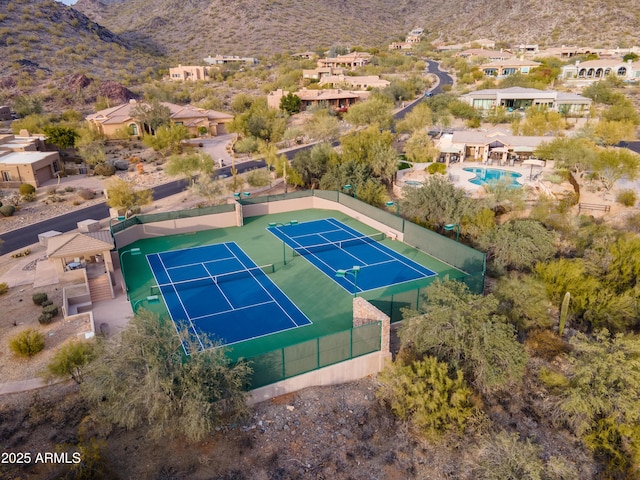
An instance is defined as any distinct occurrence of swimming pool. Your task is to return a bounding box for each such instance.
[463,167,523,188]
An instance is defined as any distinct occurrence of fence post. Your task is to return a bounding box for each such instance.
[317,337,320,369]
[350,328,353,359]
[281,347,285,380]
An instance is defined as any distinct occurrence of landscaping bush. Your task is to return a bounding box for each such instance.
[42,305,59,317]
[19,183,36,195]
[234,136,259,153]
[9,329,45,358]
[426,162,447,175]
[41,299,53,307]
[38,312,54,325]
[616,189,637,207]
[21,192,36,202]
[77,188,95,200]
[93,162,116,177]
[32,292,48,305]
[0,282,8,295]
[246,170,270,187]
[64,186,75,192]
[0,205,16,217]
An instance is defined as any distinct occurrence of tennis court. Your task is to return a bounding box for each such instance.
[146,242,311,351]
[268,218,436,294]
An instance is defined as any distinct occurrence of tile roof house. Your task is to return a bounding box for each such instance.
[441,127,553,165]
[457,49,514,61]
[459,87,592,115]
[318,75,390,90]
[317,52,372,69]
[561,59,640,81]
[480,58,541,77]
[86,100,233,138]
[0,133,60,187]
[267,88,369,111]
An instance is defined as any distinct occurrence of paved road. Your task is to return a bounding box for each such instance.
[1,62,453,254]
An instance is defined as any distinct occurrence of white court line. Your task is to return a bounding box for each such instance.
[326,218,430,278]
[224,243,306,327]
[189,300,277,321]
[156,254,205,352]
[288,228,344,240]
[202,263,234,310]
[165,255,236,271]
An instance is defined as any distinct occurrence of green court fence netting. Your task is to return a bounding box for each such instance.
[247,321,382,389]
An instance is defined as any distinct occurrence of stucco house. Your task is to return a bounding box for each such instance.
[317,52,372,69]
[169,65,211,82]
[439,127,552,165]
[459,87,592,115]
[457,49,514,62]
[0,133,61,187]
[319,75,390,90]
[267,88,369,111]
[480,58,541,77]
[561,59,640,81]
[86,100,234,138]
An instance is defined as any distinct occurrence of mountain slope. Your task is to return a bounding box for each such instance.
[0,0,160,91]
[74,0,640,60]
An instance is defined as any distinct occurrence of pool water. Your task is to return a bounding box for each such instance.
[463,167,523,188]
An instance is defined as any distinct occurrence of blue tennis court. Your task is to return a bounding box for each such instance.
[268,218,436,293]
[146,242,311,352]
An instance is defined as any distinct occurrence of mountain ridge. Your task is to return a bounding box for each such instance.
[73,0,640,60]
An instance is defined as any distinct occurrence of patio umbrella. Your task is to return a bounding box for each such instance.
[523,158,545,179]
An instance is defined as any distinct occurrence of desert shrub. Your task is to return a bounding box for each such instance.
[47,340,97,384]
[0,282,8,295]
[9,329,45,358]
[426,162,447,175]
[93,162,116,176]
[11,248,30,258]
[525,329,572,360]
[234,136,259,153]
[19,183,36,195]
[42,305,59,317]
[626,212,640,232]
[377,357,473,439]
[21,192,36,202]
[38,312,53,325]
[32,292,48,305]
[41,299,53,307]
[246,170,270,187]
[77,188,94,200]
[64,186,75,192]
[616,189,637,207]
[0,205,16,217]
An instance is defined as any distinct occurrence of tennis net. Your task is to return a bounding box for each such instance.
[292,232,385,257]
[150,264,274,295]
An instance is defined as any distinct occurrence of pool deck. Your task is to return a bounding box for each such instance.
[397,161,553,195]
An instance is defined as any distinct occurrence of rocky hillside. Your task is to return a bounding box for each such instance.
[74,0,640,60]
[0,0,159,110]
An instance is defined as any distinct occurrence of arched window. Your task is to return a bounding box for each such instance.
[128,123,138,136]
[617,67,627,76]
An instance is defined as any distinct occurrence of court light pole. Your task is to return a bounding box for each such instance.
[335,266,361,297]
[120,247,141,300]
[385,201,400,216]
[132,295,159,313]
[343,184,356,199]
[444,223,461,242]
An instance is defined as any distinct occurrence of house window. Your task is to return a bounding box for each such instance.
[128,123,138,136]
[1,171,11,181]
[617,67,627,76]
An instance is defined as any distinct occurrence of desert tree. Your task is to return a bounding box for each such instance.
[46,340,97,384]
[164,151,216,186]
[82,310,251,441]
[399,280,527,398]
[105,177,153,216]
